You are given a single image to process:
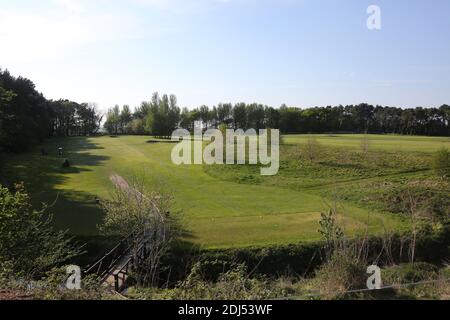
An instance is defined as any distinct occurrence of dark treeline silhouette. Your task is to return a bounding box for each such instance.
[106,96,450,137]
[0,69,103,153]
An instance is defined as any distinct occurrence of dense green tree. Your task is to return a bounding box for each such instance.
[0,70,51,151]
[247,103,265,130]
[175,102,449,136]
[0,69,103,154]
[0,183,79,279]
[0,86,16,153]
[217,103,233,126]
[104,105,121,135]
[180,107,193,131]
[232,103,247,129]
[198,105,210,128]
[279,105,301,133]
[119,105,133,134]
[264,106,280,129]
[134,101,152,120]
[129,118,146,135]
[140,92,180,137]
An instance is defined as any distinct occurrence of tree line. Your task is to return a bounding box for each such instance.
[104,92,180,137]
[106,98,449,137]
[1,68,448,156]
[0,69,103,153]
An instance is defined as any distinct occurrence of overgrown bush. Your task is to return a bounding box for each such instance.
[129,263,284,300]
[29,267,107,300]
[99,176,177,288]
[382,262,439,285]
[381,263,450,299]
[160,241,325,285]
[0,266,112,300]
[378,184,449,224]
[432,148,450,179]
[0,183,79,280]
[305,136,321,163]
[311,250,367,298]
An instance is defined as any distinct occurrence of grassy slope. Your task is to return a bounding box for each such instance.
[284,134,450,152]
[2,134,440,248]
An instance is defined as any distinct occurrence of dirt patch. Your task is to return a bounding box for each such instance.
[0,290,33,300]
[110,174,130,191]
[110,174,145,199]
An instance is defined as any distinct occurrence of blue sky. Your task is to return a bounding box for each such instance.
[0,0,449,111]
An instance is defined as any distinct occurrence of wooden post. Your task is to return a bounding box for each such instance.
[114,274,120,292]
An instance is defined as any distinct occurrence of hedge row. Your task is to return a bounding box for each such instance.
[162,225,450,284]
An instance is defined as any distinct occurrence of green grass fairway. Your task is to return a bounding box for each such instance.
[3,134,440,248]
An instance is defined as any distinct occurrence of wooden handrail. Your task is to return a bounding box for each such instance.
[83,230,148,290]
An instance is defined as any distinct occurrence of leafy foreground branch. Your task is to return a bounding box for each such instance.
[0,183,107,299]
[0,183,79,280]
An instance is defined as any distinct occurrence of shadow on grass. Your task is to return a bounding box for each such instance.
[146,139,178,144]
[3,136,209,270]
[3,137,108,188]
[0,137,118,265]
[2,136,110,233]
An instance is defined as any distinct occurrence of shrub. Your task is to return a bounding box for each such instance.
[432,148,450,179]
[129,118,146,135]
[149,263,281,300]
[99,177,176,287]
[0,267,110,300]
[305,136,320,163]
[311,251,367,298]
[0,183,79,280]
[381,263,450,300]
[318,209,344,257]
[382,262,439,285]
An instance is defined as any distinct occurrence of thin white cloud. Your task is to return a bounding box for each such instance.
[0,2,143,63]
[53,0,85,13]
[132,0,233,13]
[0,0,228,63]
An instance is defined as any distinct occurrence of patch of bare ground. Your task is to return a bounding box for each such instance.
[0,290,33,300]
